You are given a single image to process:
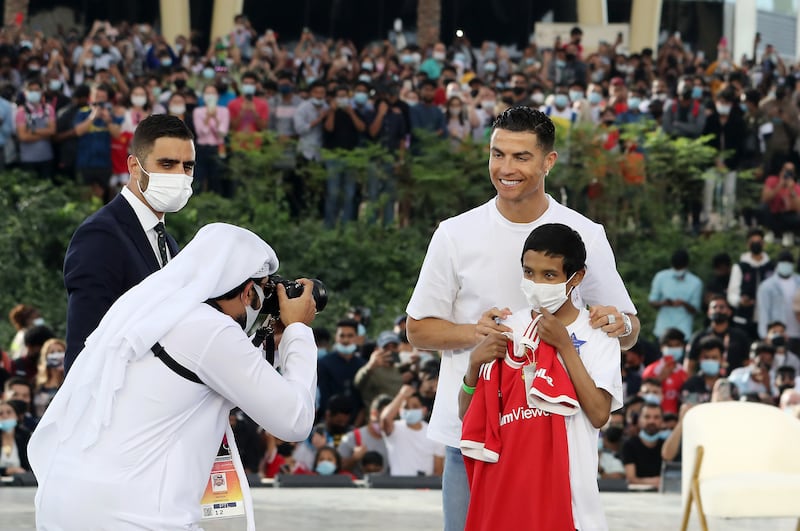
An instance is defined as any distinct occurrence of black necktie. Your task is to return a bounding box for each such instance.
[154,222,169,267]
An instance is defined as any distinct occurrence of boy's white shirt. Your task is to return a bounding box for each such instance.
[502,305,623,531]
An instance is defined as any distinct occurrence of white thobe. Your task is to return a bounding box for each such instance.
[31,304,317,530]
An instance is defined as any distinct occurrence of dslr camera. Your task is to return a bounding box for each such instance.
[252,275,328,364]
[259,274,328,318]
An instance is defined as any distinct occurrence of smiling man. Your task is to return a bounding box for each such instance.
[405,106,639,531]
[63,114,195,373]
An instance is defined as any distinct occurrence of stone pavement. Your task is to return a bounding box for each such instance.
[2,487,798,530]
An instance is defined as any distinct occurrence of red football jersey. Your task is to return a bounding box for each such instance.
[462,356,575,531]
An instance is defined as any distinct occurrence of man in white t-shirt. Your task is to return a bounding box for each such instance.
[380,384,445,476]
[406,106,639,531]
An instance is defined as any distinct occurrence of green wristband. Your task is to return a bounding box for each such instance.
[461,378,476,395]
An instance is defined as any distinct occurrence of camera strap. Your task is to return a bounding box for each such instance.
[152,342,204,385]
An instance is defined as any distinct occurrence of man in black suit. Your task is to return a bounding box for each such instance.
[63,115,195,373]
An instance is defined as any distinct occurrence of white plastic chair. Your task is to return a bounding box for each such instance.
[680,401,800,531]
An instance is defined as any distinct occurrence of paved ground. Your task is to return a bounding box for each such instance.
[2,487,798,530]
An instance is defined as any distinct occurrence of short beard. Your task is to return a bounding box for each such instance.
[235,312,247,330]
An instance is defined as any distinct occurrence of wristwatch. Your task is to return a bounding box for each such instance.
[620,313,633,337]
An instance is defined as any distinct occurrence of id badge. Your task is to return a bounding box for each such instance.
[200,438,246,521]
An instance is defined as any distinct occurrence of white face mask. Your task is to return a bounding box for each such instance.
[169,104,186,115]
[131,95,147,107]
[520,274,576,314]
[136,158,193,213]
[244,284,265,332]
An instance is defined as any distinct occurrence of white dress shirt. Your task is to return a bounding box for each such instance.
[120,186,171,266]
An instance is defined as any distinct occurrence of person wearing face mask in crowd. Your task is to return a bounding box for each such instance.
[681,336,725,403]
[419,42,448,82]
[686,295,750,376]
[30,223,319,531]
[192,84,229,195]
[702,88,746,230]
[317,319,367,426]
[759,161,800,247]
[16,77,56,181]
[338,394,392,477]
[458,223,623,531]
[617,88,647,125]
[544,86,577,133]
[312,446,354,478]
[381,384,444,477]
[355,331,405,411]
[727,228,774,340]
[622,403,666,489]
[764,321,800,375]
[63,115,195,373]
[445,95,471,146]
[728,342,776,402]
[775,367,799,402]
[229,71,269,151]
[72,83,124,200]
[642,328,688,414]
[290,80,330,216]
[32,338,66,418]
[323,85,367,228]
[757,250,800,343]
[0,399,30,477]
[648,249,703,341]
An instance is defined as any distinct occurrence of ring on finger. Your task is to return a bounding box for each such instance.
[607,314,616,325]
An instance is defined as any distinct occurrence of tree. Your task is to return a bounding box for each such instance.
[416,0,441,49]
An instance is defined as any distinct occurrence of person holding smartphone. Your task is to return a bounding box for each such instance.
[355,331,405,410]
[759,161,800,246]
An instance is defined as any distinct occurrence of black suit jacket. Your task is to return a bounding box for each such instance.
[63,194,178,373]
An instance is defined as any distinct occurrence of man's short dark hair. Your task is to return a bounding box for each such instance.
[73,84,91,99]
[492,106,556,152]
[767,321,786,331]
[642,377,661,388]
[659,327,686,346]
[671,249,689,269]
[336,319,359,333]
[131,114,194,162]
[308,80,326,91]
[698,336,725,355]
[241,70,260,83]
[4,376,32,394]
[326,394,354,415]
[419,78,437,89]
[777,365,797,378]
[521,223,586,278]
[746,227,765,240]
[711,253,731,269]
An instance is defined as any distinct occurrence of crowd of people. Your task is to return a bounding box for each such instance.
[2,14,800,493]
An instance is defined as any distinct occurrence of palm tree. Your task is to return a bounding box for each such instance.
[416,0,441,49]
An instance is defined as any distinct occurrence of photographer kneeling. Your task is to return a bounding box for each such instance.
[29,223,319,531]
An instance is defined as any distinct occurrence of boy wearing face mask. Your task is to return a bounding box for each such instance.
[458,223,622,531]
[642,328,688,414]
[380,384,445,477]
[681,336,725,404]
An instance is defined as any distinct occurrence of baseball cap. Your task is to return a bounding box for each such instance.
[377,331,400,348]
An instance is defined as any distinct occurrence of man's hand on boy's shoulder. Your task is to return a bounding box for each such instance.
[536,308,573,353]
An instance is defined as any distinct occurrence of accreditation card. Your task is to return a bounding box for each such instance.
[200,438,246,520]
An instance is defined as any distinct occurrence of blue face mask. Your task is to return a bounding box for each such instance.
[639,430,661,444]
[628,97,641,110]
[242,84,257,96]
[202,67,215,80]
[0,418,17,432]
[691,86,703,99]
[657,429,672,440]
[663,346,684,361]
[556,59,566,69]
[400,408,424,425]
[317,347,328,359]
[700,359,721,375]
[776,261,795,278]
[588,92,602,105]
[335,343,357,355]
[353,92,368,106]
[642,393,661,406]
[315,460,337,476]
[554,94,569,108]
[92,44,103,56]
